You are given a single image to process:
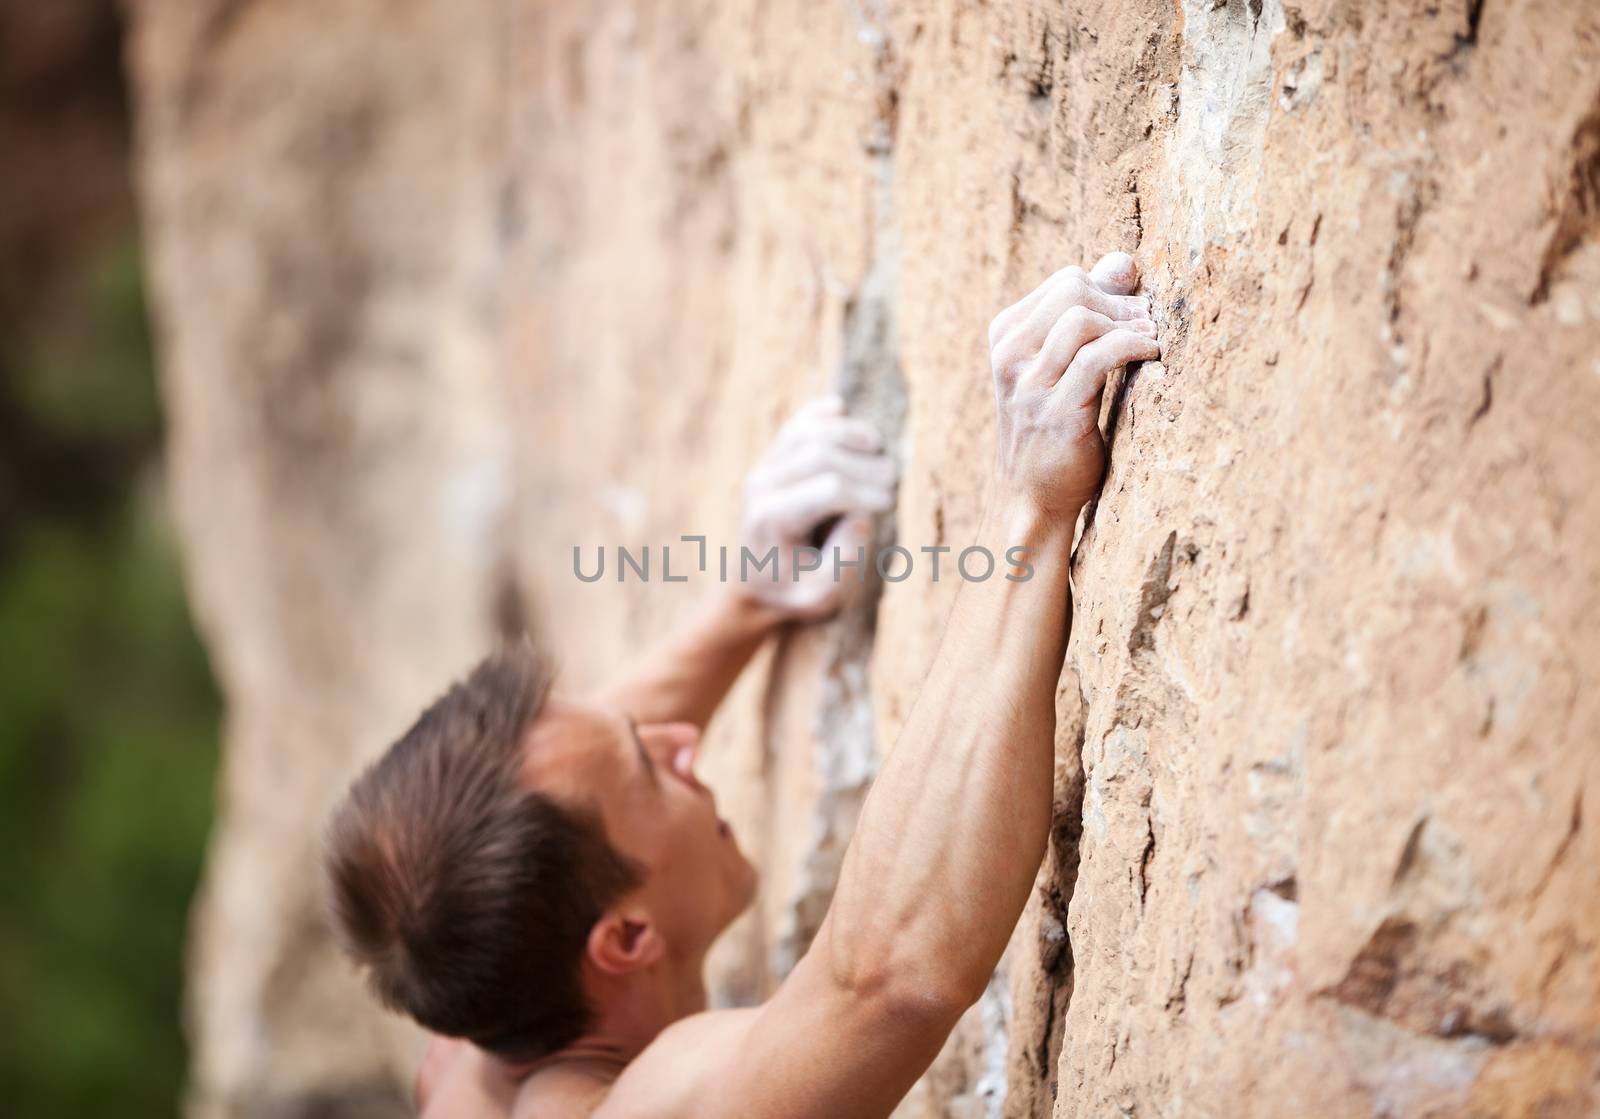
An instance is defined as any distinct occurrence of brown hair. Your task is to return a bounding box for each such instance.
[323,641,641,1062]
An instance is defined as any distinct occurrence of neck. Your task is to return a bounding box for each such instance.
[513,952,708,1083]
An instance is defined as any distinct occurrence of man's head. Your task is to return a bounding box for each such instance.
[324,642,756,1063]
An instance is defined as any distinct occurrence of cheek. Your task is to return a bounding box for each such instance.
[673,796,731,884]
[642,786,711,866]
[612,785,676,869]
[672,788,717,844]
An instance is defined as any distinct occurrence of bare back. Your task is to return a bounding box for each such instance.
[416,1012,755,1119]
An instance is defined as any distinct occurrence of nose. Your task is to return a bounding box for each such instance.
[667,725,701,783]
[643,722,703,785]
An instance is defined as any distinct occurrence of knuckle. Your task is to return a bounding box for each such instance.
[1083,340,1116,369]
[1061,304,1094,334]
[842,420,877,450]
[991,343,1028,385]
[986,310,1013,348]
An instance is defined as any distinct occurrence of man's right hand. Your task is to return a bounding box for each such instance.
[597,253,1162,1119]
[986,252,1158,516]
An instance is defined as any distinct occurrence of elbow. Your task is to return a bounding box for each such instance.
[821,914,992,1029]
[833,954,989,1031]
[890,966,991,1025]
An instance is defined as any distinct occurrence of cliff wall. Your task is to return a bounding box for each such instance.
[132,1,1600,1115]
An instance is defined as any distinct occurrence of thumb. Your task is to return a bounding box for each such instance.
[1089,251,1138,295]
[780,513,876,621]
[822,512,875,590]
[821,511,874,561]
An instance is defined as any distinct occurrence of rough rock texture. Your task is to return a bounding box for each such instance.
[134,0,1600,1116]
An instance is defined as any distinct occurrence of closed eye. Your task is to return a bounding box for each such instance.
[627,717,659,783]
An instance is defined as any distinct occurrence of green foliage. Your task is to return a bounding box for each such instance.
[13,241,162,445]
[0,232,219,1117]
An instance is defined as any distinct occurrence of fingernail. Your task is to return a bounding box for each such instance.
[1131,297,1152,315]
[1132,318,1156,335]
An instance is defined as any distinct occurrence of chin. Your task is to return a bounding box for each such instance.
[731,853,759,912]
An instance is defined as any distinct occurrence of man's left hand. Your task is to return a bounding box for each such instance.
[735,395,895,620]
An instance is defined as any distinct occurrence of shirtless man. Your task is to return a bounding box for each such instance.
[324,253,1159,1118]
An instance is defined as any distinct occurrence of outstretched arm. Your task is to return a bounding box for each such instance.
[823,254,1156,1014]
[597,397,895,729]
[602,254,1157,1119]
[594,588,786,730]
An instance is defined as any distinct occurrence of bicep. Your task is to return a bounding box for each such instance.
[719,958,954,1119]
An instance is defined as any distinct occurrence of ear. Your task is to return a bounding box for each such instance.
[586,907,666,975]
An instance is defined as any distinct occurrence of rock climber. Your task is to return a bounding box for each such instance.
[324,252,1160,1118]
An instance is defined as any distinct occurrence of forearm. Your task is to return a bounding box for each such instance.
[825,491,1078,1007]
[597,587,785,729]
[638,259,1154,1119]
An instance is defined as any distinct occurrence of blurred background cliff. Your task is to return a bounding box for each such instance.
[7,1,1600,1117]
[0,2,219,1116]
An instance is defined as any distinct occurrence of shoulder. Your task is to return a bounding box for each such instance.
[419,1042,520,1119]
[590,1009,761,1119]
[509,1066,612,1119]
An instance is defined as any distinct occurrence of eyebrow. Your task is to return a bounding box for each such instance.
[626,716,658,780]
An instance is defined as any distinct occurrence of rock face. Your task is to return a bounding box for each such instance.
[134,1,1600,1116]
[130,2,512,1113]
